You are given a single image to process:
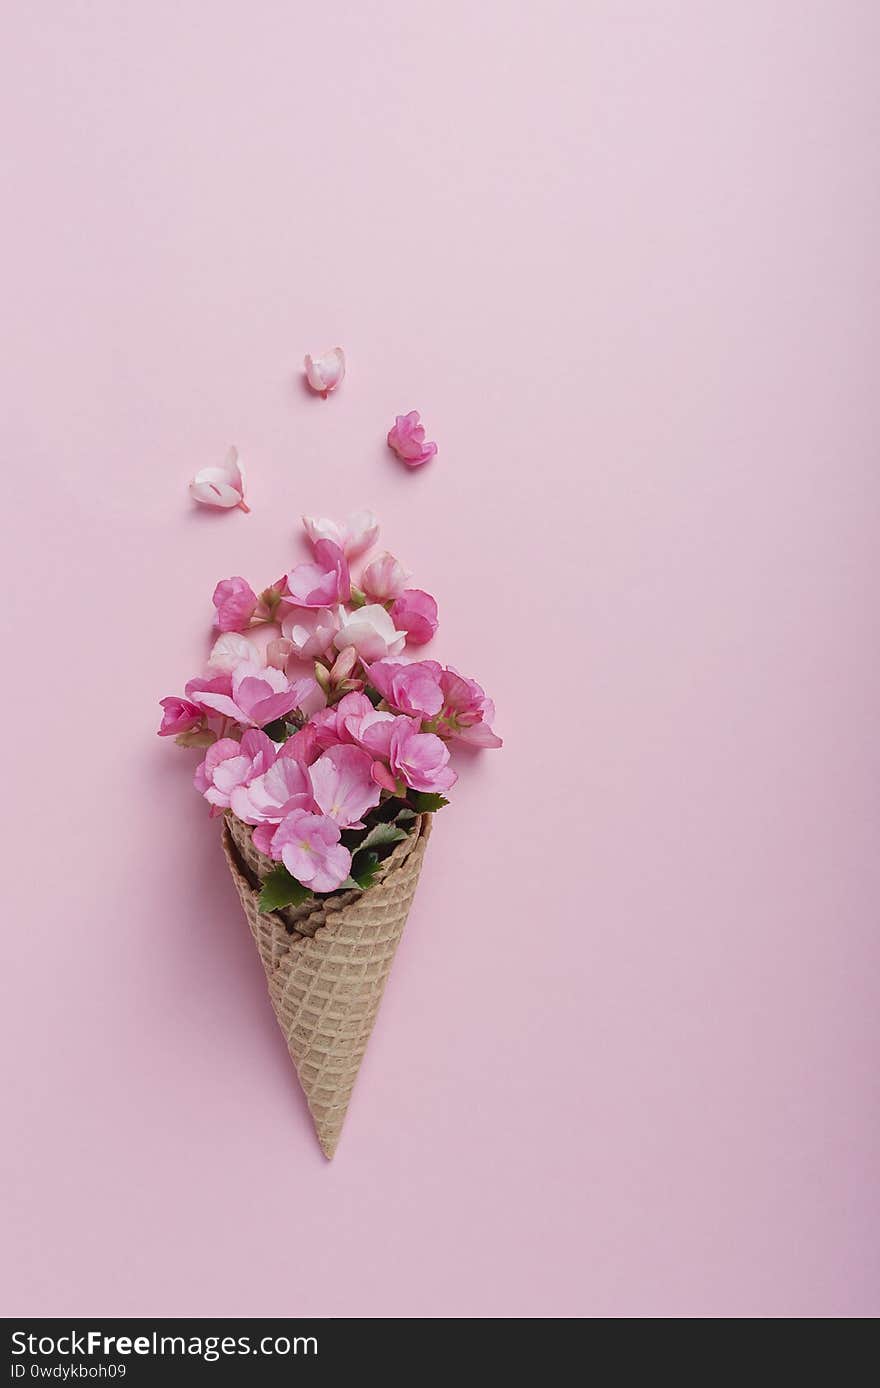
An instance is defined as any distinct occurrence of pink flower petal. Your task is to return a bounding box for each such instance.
[304,348,345,396]
[189,447,249,510]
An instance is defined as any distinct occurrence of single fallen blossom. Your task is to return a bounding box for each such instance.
[387,411,438,468]
[302,510,379,558]
[304,348,346,397]
[189,446,250,511]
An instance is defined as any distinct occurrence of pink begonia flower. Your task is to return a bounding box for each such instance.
[212,576,258,632]
[206,632,262,675]
[281,605,339,659]
[196,661,319,729]
[283,721,324,767]
[309,745,381,829]
[363,717,456,792]
[189,446,249,511]
[230,744,313,826]
[265,637,294,670]
[390,589,439,646]
[308,693,394,754]
[194,731,276,812]
[367,659,444,718]
[296,678,329,718]
[439,667,503,747]
[370,760,399,793]
[387,412,438,468]
[302,510,379,559]
[157,697,202,737]
[184,673,233,708]
[337,693,396,747]
[308,706,345,752]
[334,603,405,662]
[361,551,411,603]
[286,540,351,608]
[269,809,352,893]
[303,347,345,397]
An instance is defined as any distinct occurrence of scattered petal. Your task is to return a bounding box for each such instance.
[387,412,438,468]
[189,446,249,510]
[304,347,345,396]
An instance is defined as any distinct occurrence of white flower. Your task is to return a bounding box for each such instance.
[333,604,405,662]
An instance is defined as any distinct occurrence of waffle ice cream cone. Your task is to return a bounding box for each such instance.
[221,812,431,1158]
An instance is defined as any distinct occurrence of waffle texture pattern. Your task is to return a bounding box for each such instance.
[222,812,431,1158]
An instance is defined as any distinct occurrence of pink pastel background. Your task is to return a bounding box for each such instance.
[2,2,878,1319]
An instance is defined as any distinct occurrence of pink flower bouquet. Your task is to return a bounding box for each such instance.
[160,511,501,1156]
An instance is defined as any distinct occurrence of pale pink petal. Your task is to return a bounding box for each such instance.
[266,638,294,670]
[334,604,406,661]
[286,540,351,607]
[308,841,352,892]
[361,551,411,602]
[206,632,257,674]
[343,509,380,557]
[189,447,249,510]
[301,510,379,558]
[252,822,278,857]
[454,722,504,748]
[249,688,303,726]
[281,605,339,658]
[390,589,439,645]
[309,744,380,827]
[303,347,345,396]
[194,691,245,722]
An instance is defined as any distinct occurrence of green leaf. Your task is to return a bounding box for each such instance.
[363,685,383,708]
[258,866,313,913]
[410,792,450,814]
[358,821,409,853]
[394,806,417,823]
[349,849,380,889]
[261,717,291,741]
